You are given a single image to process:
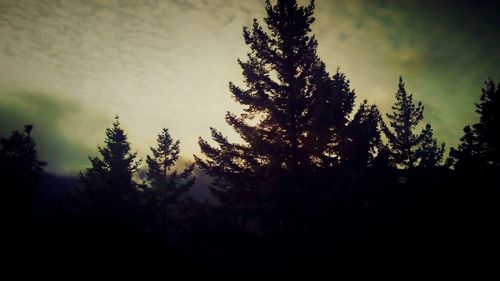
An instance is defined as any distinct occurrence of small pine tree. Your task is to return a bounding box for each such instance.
[383,77,427,169]
[0,125,46,187]
[146,128,194,235]
[417,124,445,168]
[0,125,46,221]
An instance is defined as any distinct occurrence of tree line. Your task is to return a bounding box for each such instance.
[1,0,498,271]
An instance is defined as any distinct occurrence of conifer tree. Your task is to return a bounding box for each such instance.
[146,128,194,235]
[195,0,356,228]
[417,124,445,168]
[340,100,382,168]
[450,79,500,179]
[79,116,140,217]
[0,125,46,188]
[0,125,46,219]
[383,77,426,169]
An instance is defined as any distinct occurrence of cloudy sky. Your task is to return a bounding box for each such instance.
[0,0,498,175]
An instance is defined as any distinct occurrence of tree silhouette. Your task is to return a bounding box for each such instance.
[340,100,382,168]
[0,125,46,187]
[78,116,141,222]
[382,77,443,169]
[0,125,46,220]
[309,70,356,167]
[417,124,445,168]
[146,128,195,236]
[195,0,356,230]
[450,78,500,181]
[447,79,500,262]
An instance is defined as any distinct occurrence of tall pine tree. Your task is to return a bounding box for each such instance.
[450,78,500,180]
[195,0,356,230]
[448,79,499,254]
[382,77,444,169]
[146,128,195,236]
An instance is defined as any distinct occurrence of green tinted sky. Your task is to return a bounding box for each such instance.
[1,0,498,174]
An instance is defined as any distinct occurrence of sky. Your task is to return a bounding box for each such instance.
[0,0,499,175]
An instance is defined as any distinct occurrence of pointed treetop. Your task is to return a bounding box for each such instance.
[24,124,33,136]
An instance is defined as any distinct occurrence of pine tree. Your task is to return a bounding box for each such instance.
[308,70,356,167]
[340,100,382,168]
[448,80,499,253]
[79,116,141,218]
[0,125,46,187]
[383,77,425,169]
[383,77,446,169]
[146,128,194,235]
[450,78,500,179]
[0,125,46,220]
[417,124,445,168]
[195,0,356,229]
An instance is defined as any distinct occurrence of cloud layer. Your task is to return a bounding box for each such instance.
[0,90,108,174]
[0,0,498,173]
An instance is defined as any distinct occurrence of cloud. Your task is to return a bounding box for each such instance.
[0,90,109,175]
[0,0,266,159]
[0,0,498,174]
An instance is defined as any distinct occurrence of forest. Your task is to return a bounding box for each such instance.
[1,0,499,273]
